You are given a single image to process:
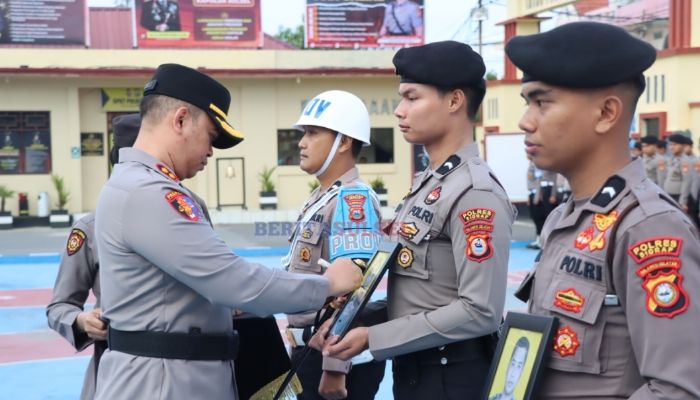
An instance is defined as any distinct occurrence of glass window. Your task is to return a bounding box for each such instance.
[0,111,51,174]
[277,127,395,166]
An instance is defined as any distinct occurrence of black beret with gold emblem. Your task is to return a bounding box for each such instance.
[506,22,656,89]
[143,63,244,149]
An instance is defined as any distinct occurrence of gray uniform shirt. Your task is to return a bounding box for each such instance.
[643,154,666,186]
[382,0,422,35]
[94,148,331,400]
[662,154,691,203]
[367,143,515,360]
[521,158,700,399]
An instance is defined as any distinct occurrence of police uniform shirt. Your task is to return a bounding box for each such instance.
[286,166,381,373]
[520,158,700,398]
[94,147,331,400]
[382,0,422,35]
[662,154,691,202]
[367,142,515,360]
[643,153,666,186]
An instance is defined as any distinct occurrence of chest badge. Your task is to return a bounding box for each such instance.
[554,288,585,313]
[397,247,414,269]
[553,325,580,357]
[399,222,419,240]
[424,186,442,205]
[299,247,312,263]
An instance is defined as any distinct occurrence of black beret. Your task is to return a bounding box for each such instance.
[640,135,658,145]
[505,22,656,89]
[143,63,244,149]
[656,139,667,148]
[110,113,140,165]
[667,133,688,144]
[687,136,694,145]
[393,41,486,92]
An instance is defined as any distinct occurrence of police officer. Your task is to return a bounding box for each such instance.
[656,138,669,159]
[46,114,148,400]
[313,41,516,399]
[379,0,423,37]
[283,90,385,400]
[507,21,700,398]
[663,133,691,207]
[639,135,666,186]
[93,64,363,400]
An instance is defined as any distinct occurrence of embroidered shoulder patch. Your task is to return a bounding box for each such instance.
[627,237,682,264]
[553,325,580,357]
[156,163,180,182]
[165,190,201,222]
[461,208,495,263]
[636,258,688,318]
[66,229,86,256]
[343,193,367,223]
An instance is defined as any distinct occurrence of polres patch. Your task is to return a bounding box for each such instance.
[66,229,86,256]
[628,237,682,264]
[343,193,367,223]
[466,232,493,262]
[165,190,201,222]
[636,258,688,318]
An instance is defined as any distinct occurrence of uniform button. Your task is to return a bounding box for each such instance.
[440,357,448,365]
[438,346,445,351]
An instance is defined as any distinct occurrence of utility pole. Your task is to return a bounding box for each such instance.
[478,0,483,55]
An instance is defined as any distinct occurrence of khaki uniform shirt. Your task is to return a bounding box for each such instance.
[663,154,691,203]
[94,148,330,400]
[643,154,666,186]
[521,158,700,399]
[367,143,516,360]
[688,155,700,201]
[286,167,380,373]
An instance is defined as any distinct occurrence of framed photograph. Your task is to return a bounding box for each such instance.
[484,312,557,400]
[327,240,400,339]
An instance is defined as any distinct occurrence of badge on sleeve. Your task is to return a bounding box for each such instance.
[343,193,367,223]
[466,232,493,262]
[636,258,688,318]
[397,246,414,269]
[461,208,495,263]
[627,237,682,264]
[165,190,201,222]
[66,228,86,256]
[553,325,580,357]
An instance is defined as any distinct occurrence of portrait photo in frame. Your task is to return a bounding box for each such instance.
[484,312,557,400]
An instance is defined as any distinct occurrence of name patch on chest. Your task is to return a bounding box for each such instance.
[559,255,603,281]
[408,205,433,224]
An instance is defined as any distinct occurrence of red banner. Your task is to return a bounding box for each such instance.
[306,0,424,49]
[136,0,261,48]
[0,0,86,45]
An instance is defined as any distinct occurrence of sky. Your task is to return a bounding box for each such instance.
[87,0,508,76]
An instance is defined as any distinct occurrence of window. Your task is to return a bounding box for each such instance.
[277,127,394,166]
[0,112,52,174]
[644,118,660,137]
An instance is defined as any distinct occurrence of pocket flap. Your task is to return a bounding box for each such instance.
[297,221,324,245]
[543,280,606,325]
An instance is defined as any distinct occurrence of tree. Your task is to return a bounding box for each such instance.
[275,25,304,49]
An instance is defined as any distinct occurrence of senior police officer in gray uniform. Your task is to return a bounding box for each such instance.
[508,22,700,399]
[314,41,516,399]
[46,114,150,400]
[662,133,691,207]
[283,90,386,400]
[93,64,362,400]
[640,135,666,186]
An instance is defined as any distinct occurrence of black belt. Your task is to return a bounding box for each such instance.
[393,334,497,366]
[107,327,239,361]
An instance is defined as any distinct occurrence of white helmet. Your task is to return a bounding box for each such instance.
[294,90,371,146]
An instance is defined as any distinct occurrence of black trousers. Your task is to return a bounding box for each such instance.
[527,192,544,235]
[392,336,495,400]
[291,346,386,400]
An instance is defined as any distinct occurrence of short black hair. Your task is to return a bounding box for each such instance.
[656,139,667,149]
[140,94,202,124]
[436,86,484,122]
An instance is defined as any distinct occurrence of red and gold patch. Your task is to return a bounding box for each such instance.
[554,288,585,313]
[301,228,313,239]
[695,161,700,173]
[592,210,618,232]
[627,237,682,264]
[574,227,594,250]
[460,208,495,224]
[156,163,179,182]
[165,190,201,222]
[397,246,414,269]
[398,222,419,240]
[657,160,666,171]
[66,228,86,256]
[466,232,493,263]
[343,193,367,223]
[588,231,606,252]
[553,325,580,357]
[424,186,442,205]
[300,247,311,263]
[682,162,690,174]
[636,258,688,318]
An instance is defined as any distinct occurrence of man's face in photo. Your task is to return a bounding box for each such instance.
[505,345,528,394]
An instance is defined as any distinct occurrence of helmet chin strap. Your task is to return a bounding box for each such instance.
[314,132,342,177]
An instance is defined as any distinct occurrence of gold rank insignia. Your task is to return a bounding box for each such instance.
[156,163,180,182]
[397,246,414,268]
[300,247,311,263]
[302,229,313,239]
[66,228,86,256]
[553,325,579,357]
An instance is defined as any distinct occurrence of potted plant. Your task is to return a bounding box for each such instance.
[0,184,14,229]
[369,176,388,207]
[50,174,71,228]
[258,166,278,210]
[308,179,320,193]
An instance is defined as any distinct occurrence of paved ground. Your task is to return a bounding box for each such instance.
[0,218,538,399]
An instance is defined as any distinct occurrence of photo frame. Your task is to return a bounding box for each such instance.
[483,312,557,400]
[326,240,400,339]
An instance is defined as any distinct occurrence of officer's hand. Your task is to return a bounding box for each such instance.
[308,318,334,351]
[76,308,107,340]
[324,258,362,297]
[322,327,369,361]
[318,371,347,400]
[549,195,557,204]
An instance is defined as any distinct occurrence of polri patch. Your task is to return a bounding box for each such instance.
[397,247,414,269]
[424,186,442,205]
[466,232,493,263]
[636,258,688,318]
[574,227,594,250]
[165,190,201,222]
[553,325,579,357]
[66,229,86,256]
[627,237,682,264]
[156,163,179,182]
[554,288,585,313]
[343,193,367,223]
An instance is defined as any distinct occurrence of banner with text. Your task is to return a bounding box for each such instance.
[0,0,86,45]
